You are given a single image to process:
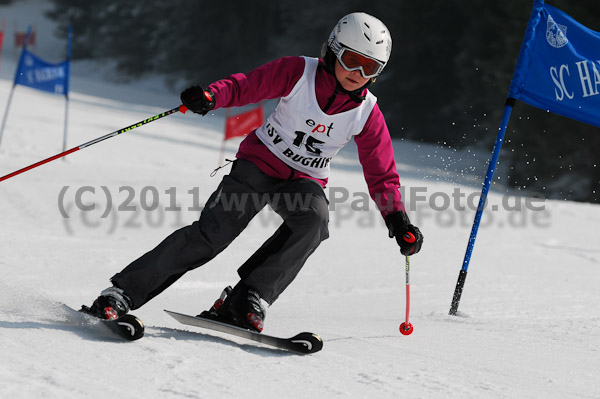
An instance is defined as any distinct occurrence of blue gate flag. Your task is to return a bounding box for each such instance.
[14,49,70,95]
[449,0,600,316]
[508,0,600,128]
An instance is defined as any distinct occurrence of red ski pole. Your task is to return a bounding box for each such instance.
[0,105,189,183]
[399,232,415,336]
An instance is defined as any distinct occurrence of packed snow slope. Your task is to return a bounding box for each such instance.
[1,3,600,399]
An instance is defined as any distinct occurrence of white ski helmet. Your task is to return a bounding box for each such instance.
[326,12,392,78]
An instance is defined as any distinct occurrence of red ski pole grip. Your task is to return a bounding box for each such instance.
[402,232,416,244]
[179,104,189,114]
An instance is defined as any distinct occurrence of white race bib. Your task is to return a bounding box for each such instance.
[256,57,376,179]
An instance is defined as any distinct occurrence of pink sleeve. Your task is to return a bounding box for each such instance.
[354,103,406,219]
[206,57,305,109]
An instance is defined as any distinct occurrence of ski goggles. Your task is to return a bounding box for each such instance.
[337,48,385,79]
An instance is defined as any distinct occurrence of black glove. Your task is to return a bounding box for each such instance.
[385,211,424,256]
[180,86,215,115]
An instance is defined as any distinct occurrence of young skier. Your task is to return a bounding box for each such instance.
[83,12,423,332]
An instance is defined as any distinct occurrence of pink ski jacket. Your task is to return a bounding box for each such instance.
[207,56,405,218]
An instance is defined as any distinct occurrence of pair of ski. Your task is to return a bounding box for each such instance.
[84,309,323,355]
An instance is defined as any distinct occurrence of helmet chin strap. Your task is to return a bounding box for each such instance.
[322,75,369,113]
[339,80,367,103]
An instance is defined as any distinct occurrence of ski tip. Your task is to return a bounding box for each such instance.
[117,314,145,341]
[289,332,323,354]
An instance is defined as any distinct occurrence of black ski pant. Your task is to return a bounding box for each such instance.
[111,159,329,309]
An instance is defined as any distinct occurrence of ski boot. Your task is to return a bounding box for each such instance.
[199,283,266,333]
[81,286,132,320]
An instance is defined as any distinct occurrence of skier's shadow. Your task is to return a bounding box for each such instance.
[148,326,299,358]
[0,318,303,355]
[0,318,126,342]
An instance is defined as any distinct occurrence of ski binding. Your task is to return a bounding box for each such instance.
[79,306,145,341]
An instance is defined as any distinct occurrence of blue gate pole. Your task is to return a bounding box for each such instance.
[449,98,515,315]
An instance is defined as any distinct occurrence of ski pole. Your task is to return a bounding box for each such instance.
[0,105,189,183]
[399,233,415,336]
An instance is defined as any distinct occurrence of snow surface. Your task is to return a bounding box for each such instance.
[1,2,599,398]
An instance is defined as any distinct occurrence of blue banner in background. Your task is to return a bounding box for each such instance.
[508,0,600,128]
[14,49,70,96]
